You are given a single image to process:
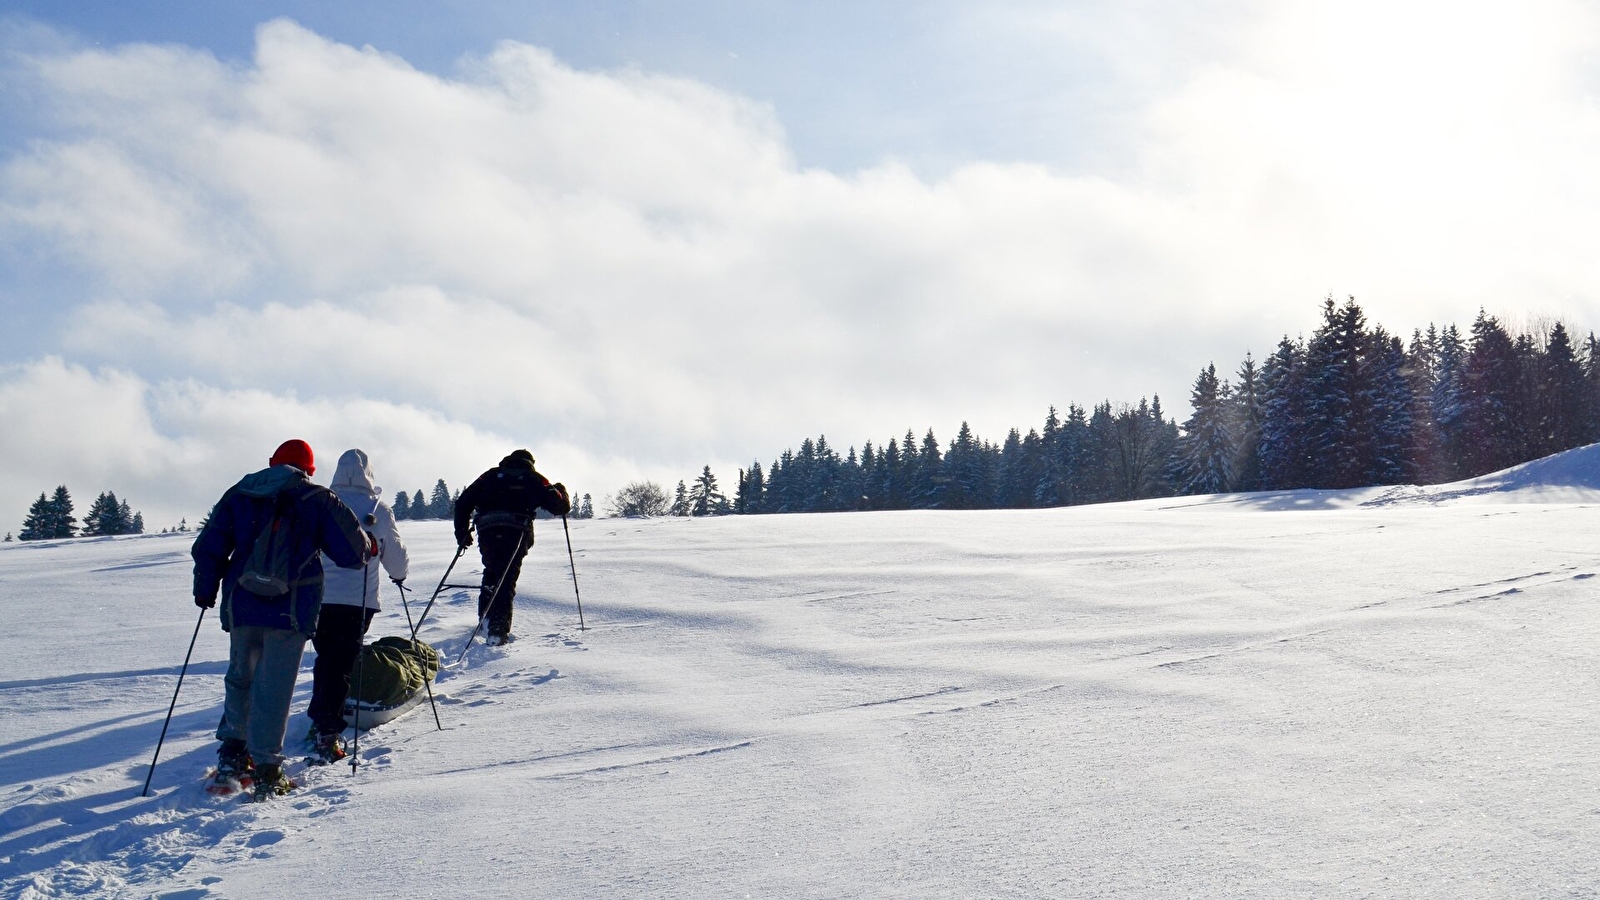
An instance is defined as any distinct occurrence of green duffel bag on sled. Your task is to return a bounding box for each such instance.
[344,636,440,728]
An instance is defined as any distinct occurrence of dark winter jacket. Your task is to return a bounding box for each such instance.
[192,464,371,634]
[454,452,570,545]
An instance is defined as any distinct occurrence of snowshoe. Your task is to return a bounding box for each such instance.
[485,632,515,647]
[251,764,298,801]
[204,767,254,796]
[206,741,254,796]
[305,730,347,766]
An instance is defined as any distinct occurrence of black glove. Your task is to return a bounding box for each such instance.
[456,531,473,549]
[390,576,406,587]
[195,595,215,609]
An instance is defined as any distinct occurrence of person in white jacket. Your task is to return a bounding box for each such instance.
[305,448,409,763]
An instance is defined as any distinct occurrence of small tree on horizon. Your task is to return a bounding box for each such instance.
[608,481,670,517]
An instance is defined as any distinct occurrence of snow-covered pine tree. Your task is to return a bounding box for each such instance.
[686,466,730,516]
[578,493,594,518]
[1176,363,1234,495]
[428,480,452,519]
[1538,322,1584,456]
[734,461,765,514]
[1365,330,1415,485]
[1033,406,1063,507]
[82,491,124,537]
[1460,310,1521,477]
[393,491,411,520]
[671,480,689,516]
[1258,336,1309,490]
[46,486,76,539]
[18,492,50,540]
[943,422,982,510]
[911,429,944,509]
[1229,354,1263,492]
[1299,296,1369,489]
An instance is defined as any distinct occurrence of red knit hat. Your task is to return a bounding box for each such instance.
[269,439,315,475]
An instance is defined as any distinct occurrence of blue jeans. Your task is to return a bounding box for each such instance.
[216,625,309,766]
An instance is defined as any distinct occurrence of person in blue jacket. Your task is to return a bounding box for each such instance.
[191,439,375,799]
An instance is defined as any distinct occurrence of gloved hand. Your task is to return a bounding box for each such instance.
[195,595,215,609]
[456,531,473,549]
[390,576,406,587]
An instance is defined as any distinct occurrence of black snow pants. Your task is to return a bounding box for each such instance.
[477,525,531,637]
[308,604,377,736]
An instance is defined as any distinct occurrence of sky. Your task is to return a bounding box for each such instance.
[3,0,1600,527]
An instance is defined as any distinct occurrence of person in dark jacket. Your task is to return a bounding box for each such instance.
[191,439,375,799]
[453,449,569,644]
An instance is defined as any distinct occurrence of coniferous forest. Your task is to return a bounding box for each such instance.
[706,298,1600,516]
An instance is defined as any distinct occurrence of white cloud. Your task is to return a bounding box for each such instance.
[4,6,1600,528]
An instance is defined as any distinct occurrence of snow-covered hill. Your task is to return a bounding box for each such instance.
[4,450,1600,898]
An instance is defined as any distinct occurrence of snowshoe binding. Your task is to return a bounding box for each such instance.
[206,740,254,796]
[306,730,348,766]
[251,764,297,801]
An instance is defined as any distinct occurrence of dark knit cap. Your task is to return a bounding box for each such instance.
[501,449,535,468]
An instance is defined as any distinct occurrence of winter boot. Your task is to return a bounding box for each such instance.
[251,764,297,801]
[306,731,347,766]
[207,739,255,795]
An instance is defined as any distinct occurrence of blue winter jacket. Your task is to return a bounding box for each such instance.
[191,465,371,634]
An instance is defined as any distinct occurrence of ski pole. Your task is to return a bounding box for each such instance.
[562,514,586,631]
[411,544,465,641]
[395,579,416,636]
[349,520,378,775]
[455,530,524,665]
[392,579,444,730]
[141,606,207,797]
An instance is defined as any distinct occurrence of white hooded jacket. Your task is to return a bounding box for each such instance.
[320,449,409,610]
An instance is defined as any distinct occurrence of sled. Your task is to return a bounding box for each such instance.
[342,690,427,729]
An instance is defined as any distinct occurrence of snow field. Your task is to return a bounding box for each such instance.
[3,464,1600,898]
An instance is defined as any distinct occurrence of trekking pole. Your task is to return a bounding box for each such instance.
[141,607,207,797]
[410,545,466,641]
[395,579,416,636]
[561,514,586,631]
[393,580,444,729]
[350,521,375,775]
[454,531,525,665]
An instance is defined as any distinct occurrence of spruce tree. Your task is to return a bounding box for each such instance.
[1460,310,1521,477]
[735,461,765,514]
[412,490,427,519]
[19,492,50,541]
[47,486,77,538]
[1229,355,1263,491]
[1431,325,1469,482]
[1538,322,1584,455]
[686,466,730,516]
[671,480,689,516]
[83,491,124,536]
[1176,363,1234,494]
[393,491,411,520]
[911,429,944,509]
[428,480,452,519]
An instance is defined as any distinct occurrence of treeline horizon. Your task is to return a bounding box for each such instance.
[682,297,1600,516]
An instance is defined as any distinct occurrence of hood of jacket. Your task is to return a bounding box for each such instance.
[330,449,379,497]
[234,464,312,498]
